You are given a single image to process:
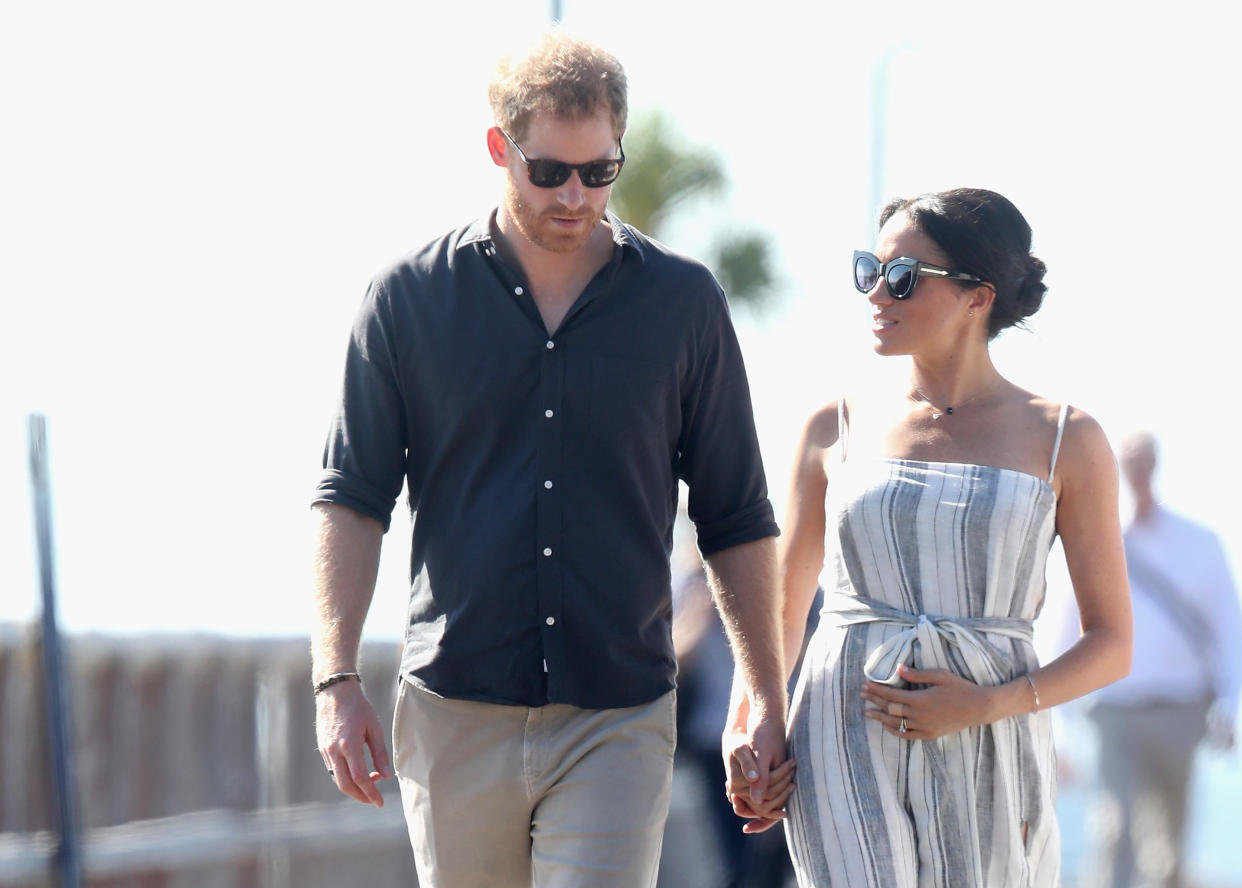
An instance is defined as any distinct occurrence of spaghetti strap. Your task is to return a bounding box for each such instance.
[837,396,850,463]
[1048,403,1069,482]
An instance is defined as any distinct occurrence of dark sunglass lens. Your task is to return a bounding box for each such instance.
[580,160,622,187]
[854,257,879,292]
[887,265,915,298]
[527,160,571,188]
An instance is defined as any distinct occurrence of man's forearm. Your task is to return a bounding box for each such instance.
[704,536,785,714]
[310,502,384,680]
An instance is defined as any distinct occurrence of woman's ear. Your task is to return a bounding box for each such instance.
[968,283,996,316]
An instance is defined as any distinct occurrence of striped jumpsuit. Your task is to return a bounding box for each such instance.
[785,405,1068,887]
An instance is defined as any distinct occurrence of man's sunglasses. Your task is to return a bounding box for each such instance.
[853,250,984,300]
[501,129,625,188]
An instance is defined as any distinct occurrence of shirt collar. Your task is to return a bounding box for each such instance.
[457,209,647,264]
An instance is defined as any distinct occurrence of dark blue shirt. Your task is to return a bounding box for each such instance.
[314,212,778,709]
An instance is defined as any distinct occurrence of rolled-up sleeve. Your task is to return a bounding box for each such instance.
[313,280,407,532]
[678,286,779,555]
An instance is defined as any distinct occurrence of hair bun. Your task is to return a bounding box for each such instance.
[1015,255,1047,317]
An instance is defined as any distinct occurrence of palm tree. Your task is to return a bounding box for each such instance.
[608,109,726,234]
[610,110,777,309]
[712,231,775,307]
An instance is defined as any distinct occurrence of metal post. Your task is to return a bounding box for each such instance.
[28,414,84,888]
[866,42,914,243]
[866,56,890,242]
[257,668,291,888]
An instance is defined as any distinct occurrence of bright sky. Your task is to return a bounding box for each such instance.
[3,1,1238,642]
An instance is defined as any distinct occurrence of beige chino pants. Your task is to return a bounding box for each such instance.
[1083,698,1210,888]
[393,680,676,888]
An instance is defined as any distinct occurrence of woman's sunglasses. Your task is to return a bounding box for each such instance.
[853,250,983,300]
[501,129,625,188]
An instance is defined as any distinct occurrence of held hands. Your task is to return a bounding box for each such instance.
[722,695,795,834]
[727,757,796,833]
[860,663,993,741]
[315,679,394,807]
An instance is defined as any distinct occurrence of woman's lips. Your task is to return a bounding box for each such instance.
[873,315,897,332]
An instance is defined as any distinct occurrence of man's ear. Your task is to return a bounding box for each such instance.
[487,127,508,167]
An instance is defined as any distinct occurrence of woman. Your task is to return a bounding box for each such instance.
[732,188,1131,887]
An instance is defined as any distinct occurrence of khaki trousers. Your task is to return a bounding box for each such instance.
[1083,699,1210,888]
[393,680,676,888]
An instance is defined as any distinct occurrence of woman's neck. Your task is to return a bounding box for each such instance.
[907,350,1004,413]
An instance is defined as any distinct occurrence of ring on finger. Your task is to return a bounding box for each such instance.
[899,717,908,734]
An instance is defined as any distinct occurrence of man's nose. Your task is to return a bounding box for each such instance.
[556,172,586,209]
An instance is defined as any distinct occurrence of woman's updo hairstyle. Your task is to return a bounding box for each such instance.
[878,188,1047,339]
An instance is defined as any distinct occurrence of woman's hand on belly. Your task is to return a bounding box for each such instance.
[859,662,1004,741]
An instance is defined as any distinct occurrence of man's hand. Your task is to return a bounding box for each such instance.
[722,697,792,833]
[1206,704,1237,751]
[315,679,393,807]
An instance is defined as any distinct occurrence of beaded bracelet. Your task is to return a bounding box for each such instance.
[1024,673,1041,712]
[313,671,362,695]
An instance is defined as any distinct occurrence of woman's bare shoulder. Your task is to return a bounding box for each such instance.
[1023,395,1107,443]
[1022,394,1114,482]
[802,400,842,452]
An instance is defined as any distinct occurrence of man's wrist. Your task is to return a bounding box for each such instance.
[747,689,788,721]
[313,671,362,695]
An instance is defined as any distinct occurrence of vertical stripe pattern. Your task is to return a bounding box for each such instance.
[786,459,1061,887]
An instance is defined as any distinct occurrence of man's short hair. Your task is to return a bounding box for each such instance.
[488,32,628,142]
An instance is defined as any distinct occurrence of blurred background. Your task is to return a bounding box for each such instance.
[3,0,1240,885]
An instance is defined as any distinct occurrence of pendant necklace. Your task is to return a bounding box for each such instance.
[912,385,991,420]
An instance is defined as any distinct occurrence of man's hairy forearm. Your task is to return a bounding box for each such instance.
[310,502,384,680]
[704,537,785,715]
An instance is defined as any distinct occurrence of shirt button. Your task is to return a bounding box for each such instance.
[544,480,553,489]
[545,340,555,350]
[543,547,552,557]
[514,286,524,296]
[545,616,556,626]
[544,409,554,419]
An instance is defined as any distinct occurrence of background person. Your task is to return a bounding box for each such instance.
[309,32,785,888]
[670,527,802,888]
[1079,430,1242,888]
[733,188,1132,887]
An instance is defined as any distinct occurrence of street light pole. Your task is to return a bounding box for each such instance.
[866,42,914,242]
[28,414,84,888]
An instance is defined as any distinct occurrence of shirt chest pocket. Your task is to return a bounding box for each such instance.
[588,354,676,449]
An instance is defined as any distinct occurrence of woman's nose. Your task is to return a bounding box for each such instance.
[868,281,894,305]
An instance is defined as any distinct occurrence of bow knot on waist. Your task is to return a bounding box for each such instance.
[823,592,1034,687]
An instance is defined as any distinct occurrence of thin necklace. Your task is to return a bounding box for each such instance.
[911,384,992,420]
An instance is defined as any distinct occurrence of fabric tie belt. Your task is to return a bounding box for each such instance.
[823,592,1034,687]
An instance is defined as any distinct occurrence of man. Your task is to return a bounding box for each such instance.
[309,33,785,887]
[1082,431,1242,888]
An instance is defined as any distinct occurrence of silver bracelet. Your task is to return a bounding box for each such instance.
[1024,673,1040,712]
[313,671,361,695]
